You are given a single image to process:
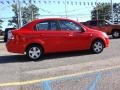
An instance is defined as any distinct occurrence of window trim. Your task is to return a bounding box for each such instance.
[58,20,85,32]
[34,20,60,31]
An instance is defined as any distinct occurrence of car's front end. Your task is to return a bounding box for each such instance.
[85,27,110,48]
[102,32,109,47]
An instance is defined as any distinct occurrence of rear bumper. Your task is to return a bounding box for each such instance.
[6,40,25,54]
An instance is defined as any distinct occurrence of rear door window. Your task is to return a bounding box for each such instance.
[50,21,58,30]
[35,20,58,31]
[36,21,49,30]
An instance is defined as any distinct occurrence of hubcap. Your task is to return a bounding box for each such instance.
[29,47,41,59]
[93,41,103,53]
[113,31,119,37]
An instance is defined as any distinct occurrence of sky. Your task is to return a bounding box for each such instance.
[0,0,120,30]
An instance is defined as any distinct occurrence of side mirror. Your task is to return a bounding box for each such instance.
[80,27,86,32]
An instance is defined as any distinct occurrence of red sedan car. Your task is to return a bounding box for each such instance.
[6,18,109,60]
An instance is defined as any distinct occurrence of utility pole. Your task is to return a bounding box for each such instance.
[111,0,114,23]
[17,0,22,28]
[29,0,33,21]
[65,0,67,18]
[96,7,99,20]
[96,0,98,20]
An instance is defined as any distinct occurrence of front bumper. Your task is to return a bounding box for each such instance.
[105,37,110,47]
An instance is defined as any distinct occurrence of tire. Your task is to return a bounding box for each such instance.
[91,40,104,54]
[26,45,43,60]
[112,30,120,38]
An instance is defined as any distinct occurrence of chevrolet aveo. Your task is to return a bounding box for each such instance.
[6,18,109,60]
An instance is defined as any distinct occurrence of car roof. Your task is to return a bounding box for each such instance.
[32,18,76,22]
[20,18,81,30]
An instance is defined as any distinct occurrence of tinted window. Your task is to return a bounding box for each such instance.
[98,20,109,26]
[36,21,49,30]
[59,20,82,31]
[90,21,97,26]
[35,20,58,31]
[50,21,58,30]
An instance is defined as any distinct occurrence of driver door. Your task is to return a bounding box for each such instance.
[58,20,91,51]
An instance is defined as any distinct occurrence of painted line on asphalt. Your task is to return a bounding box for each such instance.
[88,72,102,90]
[0,65,120,87]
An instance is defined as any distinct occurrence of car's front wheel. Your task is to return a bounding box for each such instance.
[26,45,43,60]
[91,40,104,54]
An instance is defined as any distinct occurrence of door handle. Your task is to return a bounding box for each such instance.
[69,34,73,37]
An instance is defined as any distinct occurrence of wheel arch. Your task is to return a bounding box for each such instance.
[25,43,44,53]
[91,38,105,48]
[111,29,120,33]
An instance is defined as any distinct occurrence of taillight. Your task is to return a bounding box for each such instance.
[8,30,14,40]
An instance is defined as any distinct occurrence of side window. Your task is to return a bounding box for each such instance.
[98,21,103,26]
[98,20,109,26]
[50,21,58,30]
[36,21,49,30]
[90,21,97,26]
[35,20,58,31]
[59,20,82,31]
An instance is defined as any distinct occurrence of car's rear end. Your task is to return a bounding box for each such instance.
[4,28,16,42]
[6,29,25,54]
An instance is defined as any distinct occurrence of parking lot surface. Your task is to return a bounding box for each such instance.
[0,37,120,90]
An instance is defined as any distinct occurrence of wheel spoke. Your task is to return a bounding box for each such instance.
[30,53,35,58]
[36,50,41,54]
[29,50,34,54]
[33,47,37,51]
[34,53,40,58]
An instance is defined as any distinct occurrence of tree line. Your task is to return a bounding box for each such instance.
[0,0,39,29]
[91,3,120,23]
[0,3,120,29]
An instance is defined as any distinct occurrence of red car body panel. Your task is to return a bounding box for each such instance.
[6,18,109,54]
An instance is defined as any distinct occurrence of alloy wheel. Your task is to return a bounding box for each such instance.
[92,40,104,53]
[27,45,43,60]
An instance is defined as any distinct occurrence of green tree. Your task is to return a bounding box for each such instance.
[113,3,120,23]
[8,3,39,28]
[91,3,111,20]
[22,4,39,25]
[0,19,3,29]
[91,3,120,22]
[8,4,18,28]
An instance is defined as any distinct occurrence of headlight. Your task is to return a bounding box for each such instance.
[102,32,108,38]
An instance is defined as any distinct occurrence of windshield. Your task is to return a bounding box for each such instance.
[105,20,113,25]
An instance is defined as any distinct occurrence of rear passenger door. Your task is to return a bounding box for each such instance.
[35,20,62,53]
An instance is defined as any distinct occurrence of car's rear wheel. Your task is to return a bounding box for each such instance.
[112,30,120,38]
[91,40,104,54]
[26,45,43,60]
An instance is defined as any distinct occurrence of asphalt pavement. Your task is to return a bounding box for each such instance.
[0,37,120,90]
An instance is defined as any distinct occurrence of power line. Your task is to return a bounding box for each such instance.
[0,17,13,19]
[0,0,112,6]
